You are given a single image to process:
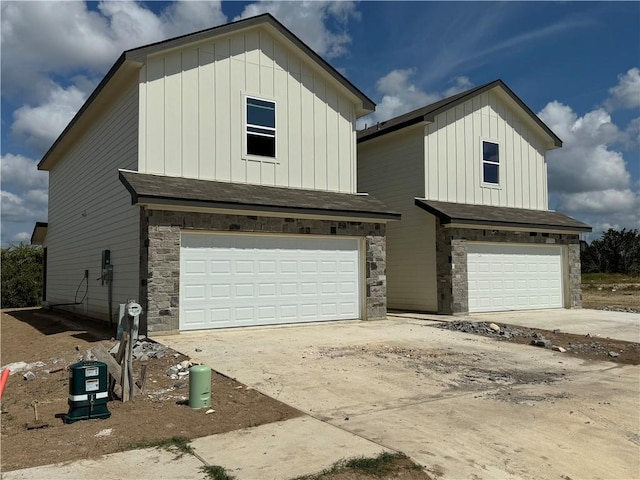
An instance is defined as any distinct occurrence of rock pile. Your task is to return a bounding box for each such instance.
[109,338,168,362]
[439,320,524,340]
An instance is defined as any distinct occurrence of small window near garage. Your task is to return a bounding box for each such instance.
[482,141,500,185]
[246,97,276,158]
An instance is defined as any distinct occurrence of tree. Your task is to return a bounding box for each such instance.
[581,229,640,274]
[1,243,44,308]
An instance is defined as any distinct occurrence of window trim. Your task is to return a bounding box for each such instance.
[243,94,278,162]
[481,139,501,188]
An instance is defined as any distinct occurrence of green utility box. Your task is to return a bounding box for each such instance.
[65,361,111,424]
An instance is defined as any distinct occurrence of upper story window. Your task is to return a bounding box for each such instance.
[482,141,499,185]
[246,97,276,158]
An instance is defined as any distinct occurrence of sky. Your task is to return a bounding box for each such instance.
[1,1,639,246]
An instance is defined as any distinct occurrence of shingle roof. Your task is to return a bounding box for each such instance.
[358,80,562,148]
[415,199,591,232]
[119,171,401,221]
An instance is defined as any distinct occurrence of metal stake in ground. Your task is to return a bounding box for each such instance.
[26,400,48,430]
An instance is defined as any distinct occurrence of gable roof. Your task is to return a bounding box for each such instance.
[357,79,562,148]
[119,170,401,221]
[415,199,591,232]
[39,13,375,171]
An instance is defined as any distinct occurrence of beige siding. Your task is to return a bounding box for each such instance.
[139,28,357,193]
[45,83,139,321]
[357,129,437,311]
[424,90,549,210]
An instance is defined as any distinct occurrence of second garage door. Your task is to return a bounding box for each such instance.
[180,232,361,330]
[467,243,564,313]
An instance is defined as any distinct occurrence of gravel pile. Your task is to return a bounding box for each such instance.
[439,320,526,340]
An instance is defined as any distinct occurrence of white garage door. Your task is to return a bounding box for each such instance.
[467,243,563,313]
[180,232,361,330]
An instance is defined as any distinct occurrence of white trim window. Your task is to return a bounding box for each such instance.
[246,96,276,158]
[482,140,500,185]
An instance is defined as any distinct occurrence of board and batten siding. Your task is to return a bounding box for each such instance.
[138,27,358,194]
[45,83,140,321]
[424,90,549,210]
[358,129,438,311]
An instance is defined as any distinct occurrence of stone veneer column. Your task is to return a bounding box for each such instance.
[568,243,582,308]
[141,210,388,334]
[365,235,387,320]
[435,221,455,314]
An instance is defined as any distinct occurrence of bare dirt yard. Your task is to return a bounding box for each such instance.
[582,273,640,312]
[0,308,301,472]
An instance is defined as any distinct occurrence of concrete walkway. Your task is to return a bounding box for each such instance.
[2,416,388,480]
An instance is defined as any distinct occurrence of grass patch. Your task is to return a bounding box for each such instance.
[293,452,420,479]
[129,436,194,457]
[582,273,640,285]
[201,465,235,480]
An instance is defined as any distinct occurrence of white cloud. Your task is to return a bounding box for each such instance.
[443,76,474,97]
[539,102,628,193]
[11,82,89,155]
[0,190,48,223]
[358,71,475,128]
[234,1,359,59]
[539,95,640,232]
[606,67,640,111]
[557,189,638,215]
[10,232,31,244]
[0,0,227,98]
[1,154,48,190]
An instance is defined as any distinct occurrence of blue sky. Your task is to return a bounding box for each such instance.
[1,1,639,245]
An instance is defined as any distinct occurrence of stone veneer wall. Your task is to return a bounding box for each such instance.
[140,210,387,334]
[435,220,582,314]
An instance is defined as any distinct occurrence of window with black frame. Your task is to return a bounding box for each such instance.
[482,141,499,185]
[246,97,276,158]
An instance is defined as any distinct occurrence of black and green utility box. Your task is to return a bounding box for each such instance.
[65,360,111,423]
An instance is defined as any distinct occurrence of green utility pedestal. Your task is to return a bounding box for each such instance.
[189,365,212,409]
[65,361,111,423]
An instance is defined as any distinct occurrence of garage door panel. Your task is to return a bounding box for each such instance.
[180,233,361,330]
[468,244,563,313]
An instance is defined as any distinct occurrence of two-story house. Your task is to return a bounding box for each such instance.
[31,14,399,335]
[357,80,591,315]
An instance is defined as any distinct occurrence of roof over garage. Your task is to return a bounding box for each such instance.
[415,199,591,232]
[120,170,401,221]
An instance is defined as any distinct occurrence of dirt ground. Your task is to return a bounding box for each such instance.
[1,277,637,477]
[0,308,301,472]
[582,288,639,311]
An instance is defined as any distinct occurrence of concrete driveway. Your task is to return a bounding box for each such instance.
[470,309,640,342]
[162,317,640,480]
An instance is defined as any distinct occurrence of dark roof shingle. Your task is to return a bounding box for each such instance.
[119,171,400,221]
[415,199,591,232]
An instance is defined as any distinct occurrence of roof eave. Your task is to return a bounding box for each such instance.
[414,199,591,233]
[38,54,140,171]
[358,79,562,148]
[134,195,400,221]
[30,222,49,245]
